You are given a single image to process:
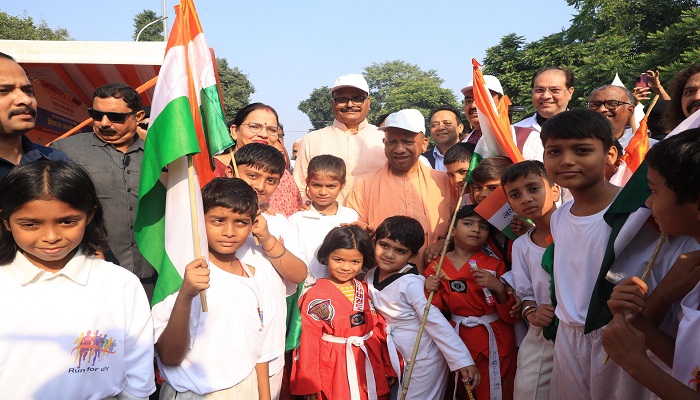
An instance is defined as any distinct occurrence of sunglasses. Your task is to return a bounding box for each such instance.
[88,108,137,123]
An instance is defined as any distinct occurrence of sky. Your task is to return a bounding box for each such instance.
[2,0,576,152]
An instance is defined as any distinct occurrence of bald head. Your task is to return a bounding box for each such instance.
[587,85,635,139]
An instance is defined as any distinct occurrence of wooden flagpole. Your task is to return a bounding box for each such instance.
[188,154,208,312]
[399,181,473,399]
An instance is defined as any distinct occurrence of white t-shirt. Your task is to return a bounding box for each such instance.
[288,204,358,280]
[511,229,551,305]
[238,212,307,375]
[0,251,155,399]
[550,199,613,325]
[153,261,272,395]
[673,280,700,389]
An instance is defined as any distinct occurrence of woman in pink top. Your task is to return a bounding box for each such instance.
[214,103,302,216]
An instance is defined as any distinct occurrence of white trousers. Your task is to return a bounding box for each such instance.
[514,324,554,400]
[159,368,258,399]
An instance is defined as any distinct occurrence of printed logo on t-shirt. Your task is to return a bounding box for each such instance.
[308,299,335,323]
[690,366,700,392]
[449,280,467,293]
[349,312,366,327]
[69,329,117,373]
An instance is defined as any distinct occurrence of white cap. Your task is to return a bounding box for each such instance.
[460,75,504,96]
[377,109,425,134]
[331,74,369,94]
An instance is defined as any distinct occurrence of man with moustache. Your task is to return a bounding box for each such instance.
[0,52,69,178]
[460,75,504,145]
[347,109,457,272]
[665,63,700,130]
[422,106,464,171]
[51,83,156,299]
[293,74,386,204]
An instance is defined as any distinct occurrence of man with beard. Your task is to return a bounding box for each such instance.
[51,83,156,299]
[665,63,700,130]
[293,74,386,204]
[0,52,69,178]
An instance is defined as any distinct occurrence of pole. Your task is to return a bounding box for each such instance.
[188,154,208,312]
[399,181,471,400]
[162,0,168,41]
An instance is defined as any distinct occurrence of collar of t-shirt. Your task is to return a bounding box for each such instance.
[11,250,90,286]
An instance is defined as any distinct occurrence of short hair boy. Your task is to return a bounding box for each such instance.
[602,128,700,399]
[501,160,560,399]
[471,156,514,204]
[226,143,308,397]
[541,108,648,399]
[154,177,273,398]
[444,142,475,194]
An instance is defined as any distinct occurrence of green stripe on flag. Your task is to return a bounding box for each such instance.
[199,84,234,161]
[466,151,483,184]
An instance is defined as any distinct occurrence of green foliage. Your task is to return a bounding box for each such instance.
[483,1,700,122]
[381,79,459,125]
[216,58,255,123]
[0,11,71,40]
[132,9,164,42]
[298,86,334,130]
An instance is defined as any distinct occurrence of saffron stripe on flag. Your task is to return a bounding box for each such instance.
[475,188,518,240]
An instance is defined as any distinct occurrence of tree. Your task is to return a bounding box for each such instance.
[298,86,334,130]
[0,11,71,40]
[382,79,459,125]
[216,58,255,122]
[132,9,164,42]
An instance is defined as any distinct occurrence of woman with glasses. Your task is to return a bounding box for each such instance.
[215,103,303,217]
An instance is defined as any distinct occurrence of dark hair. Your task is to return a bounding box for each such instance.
[374,216,425,256]
[201,177,258,219]
[230,102,279,128]
[646,128,700,204]
[444,142,475,165]
[472,156,514,184]
[375,113,392,126]
[588,85,635,104]
[540,109,614,150]
[93,83,142,112]
[612,139,623,161]
[532,66,575,89]
[428,106,463,128]
[0,52,16,61]
[316,226,374,271]
[665,64,700,131]
[307,154,346,184]
[0,161,108,265]
[234,143,286,177]
[447,205,489,251]
[501,160,553,187]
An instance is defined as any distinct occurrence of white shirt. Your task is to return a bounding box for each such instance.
[511,229,551,305]
[238,212,307,375]
[153,261,271,395]
[431,146,447,171]
[288,204,358,280]
[550,200,613,325]
[0,251,155,399]
[673,281,700,389]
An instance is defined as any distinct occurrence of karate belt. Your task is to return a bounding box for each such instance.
[321,331,377,400]
[451,313,502,400]
[385,324,404,390]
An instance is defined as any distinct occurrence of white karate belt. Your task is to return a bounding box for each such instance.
[322,331,377,400]
[385,324,403,390]
[451,313,502,400]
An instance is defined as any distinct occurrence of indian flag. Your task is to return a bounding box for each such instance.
[609,116,649,187]
[134,0,234,307]
[474,186,519,240]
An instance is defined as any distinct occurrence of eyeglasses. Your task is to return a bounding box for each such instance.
[533,87,565,95]
[87,108,136,123]
[333,96,367,106]
[430,120,456,129]
[586,100,630,110]
[241,122,280,135]
[462,98,475,106]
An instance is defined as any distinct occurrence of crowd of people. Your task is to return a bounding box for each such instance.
[1,47,700,400]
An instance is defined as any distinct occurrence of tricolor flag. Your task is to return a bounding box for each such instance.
[474,186,519,240]
[609,116,649,187]
[134,0,234,307]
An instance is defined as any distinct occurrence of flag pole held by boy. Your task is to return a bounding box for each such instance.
[134,0,234,312]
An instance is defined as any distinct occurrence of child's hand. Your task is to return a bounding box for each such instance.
[651,251,700,304]
[526,304,556,327]
[387,376,396,386]
[602,312,649,370]
[507,287,522,318]
[180,257,210,300]
[340,220,375,235]
[509,216,532,238]
[607,277,648,315]
[252,209,274,245]
[472,268,505,294]
[458,365,480,390]
[425,273,443,293]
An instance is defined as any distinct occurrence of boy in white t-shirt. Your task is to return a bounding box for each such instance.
[225,143,308,399]
[602,129,700,399]
[541,109,648,399]
[501,160,560,400]
[154,178,274,399]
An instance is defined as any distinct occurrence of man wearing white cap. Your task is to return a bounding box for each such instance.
[293,74,386,204]
[460,74,504,145]
[346,109,458,272]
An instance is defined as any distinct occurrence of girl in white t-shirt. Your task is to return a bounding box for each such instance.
[0,160,155,399]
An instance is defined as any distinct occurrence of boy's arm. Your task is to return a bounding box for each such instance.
[255,362,271,400]
[155,258,210,366]
[120,274,156,398]
[644,251,700,325]
[253,213,307,284]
